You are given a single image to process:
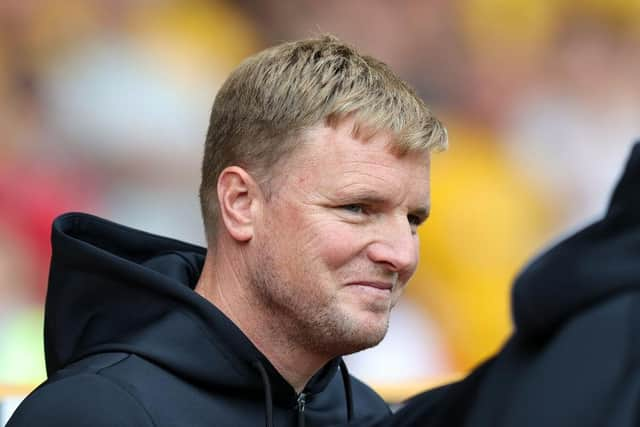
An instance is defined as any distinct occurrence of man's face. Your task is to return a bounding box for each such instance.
[249,118,431,358]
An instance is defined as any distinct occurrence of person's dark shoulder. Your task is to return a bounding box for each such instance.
[349,376,391,417]
[7,369,154,426]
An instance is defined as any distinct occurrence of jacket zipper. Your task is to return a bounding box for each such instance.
[297,392,306,427]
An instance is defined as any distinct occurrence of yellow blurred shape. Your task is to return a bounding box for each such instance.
[408,123,555,371]
[459,0,557,56]
[129,0,260,85]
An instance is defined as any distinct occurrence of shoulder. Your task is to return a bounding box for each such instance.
[7,372,155,427]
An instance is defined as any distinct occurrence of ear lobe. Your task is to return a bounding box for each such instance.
[217,166,258,242]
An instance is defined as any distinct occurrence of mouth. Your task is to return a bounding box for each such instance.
[345,281,394,294]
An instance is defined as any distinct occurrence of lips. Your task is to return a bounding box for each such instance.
[346,281,393,291]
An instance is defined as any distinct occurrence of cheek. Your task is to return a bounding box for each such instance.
[304,221,366,270]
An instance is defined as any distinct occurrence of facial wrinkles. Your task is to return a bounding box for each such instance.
[326,148,428,201]
[326,157,406,190]
[305,164,426,276]
[248,120,431,361]
[267,184,335,266]
[261,172,395,314]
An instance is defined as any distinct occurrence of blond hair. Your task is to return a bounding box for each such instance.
[200,35,447,243]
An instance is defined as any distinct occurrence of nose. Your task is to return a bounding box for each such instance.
[366,216,418,278]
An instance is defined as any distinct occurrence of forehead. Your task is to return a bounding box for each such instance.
[281,119,431,202]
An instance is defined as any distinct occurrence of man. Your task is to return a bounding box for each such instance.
[8,35,446,426]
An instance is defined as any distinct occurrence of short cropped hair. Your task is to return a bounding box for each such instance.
[199,35,447,244]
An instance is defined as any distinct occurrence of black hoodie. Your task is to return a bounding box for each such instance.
[352,142,640,427]
[7,213,389,426]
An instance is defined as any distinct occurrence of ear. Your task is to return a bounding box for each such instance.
[217,166,260,242]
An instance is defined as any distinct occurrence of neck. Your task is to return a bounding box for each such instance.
[195,252,328,393]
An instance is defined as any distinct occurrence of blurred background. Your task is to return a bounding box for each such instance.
[1,0,639,405]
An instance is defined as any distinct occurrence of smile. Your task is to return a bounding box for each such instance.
[346,281,393,296]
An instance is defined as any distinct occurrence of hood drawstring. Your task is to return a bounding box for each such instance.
[253,361,274,427]
[253,359,355,427]
[339,359,354,422]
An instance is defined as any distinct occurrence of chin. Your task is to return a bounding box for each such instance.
[339,333,387,356]
[336,312,390,355]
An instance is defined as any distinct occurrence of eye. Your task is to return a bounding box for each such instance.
[340,204,365,214]
[407,214,425,234]
[407,214,422,227]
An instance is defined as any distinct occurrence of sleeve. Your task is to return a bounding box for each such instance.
[6,374,155,427]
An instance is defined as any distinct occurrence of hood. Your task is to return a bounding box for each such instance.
[44,213,341,402]
[512,141,640,340]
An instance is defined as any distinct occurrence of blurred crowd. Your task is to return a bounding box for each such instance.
[1,0,639,388]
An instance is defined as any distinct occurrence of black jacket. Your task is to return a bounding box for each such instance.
[357,142,640,427]
[7,213,389,427]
